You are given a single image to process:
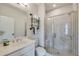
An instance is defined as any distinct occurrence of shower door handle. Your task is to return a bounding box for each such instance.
[53,33,56,38]
[70,35,72,40]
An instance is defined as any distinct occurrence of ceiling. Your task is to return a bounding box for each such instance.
[10,3,73,13]
[45,3,72,13]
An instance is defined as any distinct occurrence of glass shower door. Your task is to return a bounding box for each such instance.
[45,17,54,54]
[53,13,73,56]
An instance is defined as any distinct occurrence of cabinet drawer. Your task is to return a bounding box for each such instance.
[21,50,35,56]
[9,51,22,56]
[20,44,35,53]
[8,43,35,56]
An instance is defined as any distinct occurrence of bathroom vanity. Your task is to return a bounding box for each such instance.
[0,37,35,56]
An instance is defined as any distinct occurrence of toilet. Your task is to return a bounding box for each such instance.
[35,35,51,56]
[35,47,51,56]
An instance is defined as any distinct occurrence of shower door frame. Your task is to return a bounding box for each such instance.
[46,11,78,56]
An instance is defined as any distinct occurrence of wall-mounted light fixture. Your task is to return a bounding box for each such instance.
[30,13,40,34]
[17,3,29,7]
[52,4,56,7]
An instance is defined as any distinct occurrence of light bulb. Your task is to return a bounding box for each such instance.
[53,4,56,7]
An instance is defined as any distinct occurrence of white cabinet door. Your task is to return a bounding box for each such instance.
[23,50,35,56]
[8,50,22,56]
[8,43,35,56]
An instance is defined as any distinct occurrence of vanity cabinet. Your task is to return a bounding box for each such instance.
[6,42,35,56]
[0,38,35,56]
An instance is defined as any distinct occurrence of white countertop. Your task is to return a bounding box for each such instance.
[0,37,35,56]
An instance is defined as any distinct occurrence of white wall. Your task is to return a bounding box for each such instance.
[78,4,79,56]
[38,4,45,47]
[26,4,46,47]
[29,4,38,15]
[26,3,38,38]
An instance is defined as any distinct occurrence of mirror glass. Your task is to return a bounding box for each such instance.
[0,3,27,42]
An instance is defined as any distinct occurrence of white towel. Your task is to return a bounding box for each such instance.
[36,47,46,56]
